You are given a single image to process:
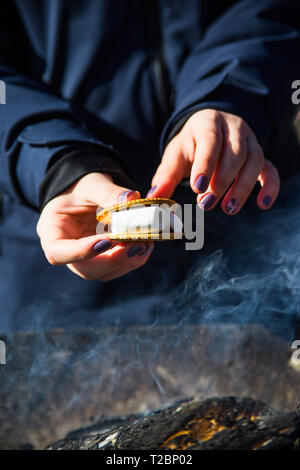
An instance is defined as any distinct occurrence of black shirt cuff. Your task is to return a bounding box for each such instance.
[39,145,135,211]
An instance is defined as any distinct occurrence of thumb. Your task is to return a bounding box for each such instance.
[149,137,187,198]
[73,172,140,207]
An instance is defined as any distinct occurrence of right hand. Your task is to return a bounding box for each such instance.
[149,109,280,214]
[36,172,153,281]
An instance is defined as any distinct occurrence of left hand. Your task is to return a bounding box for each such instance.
[148,109,280,214]
[36,172,153,282]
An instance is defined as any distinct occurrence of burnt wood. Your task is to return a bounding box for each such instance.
[47,397,300,450]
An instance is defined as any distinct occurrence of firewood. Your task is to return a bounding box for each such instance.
[47,397,300,450]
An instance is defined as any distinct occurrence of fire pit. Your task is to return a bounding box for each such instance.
[1,323,300,449]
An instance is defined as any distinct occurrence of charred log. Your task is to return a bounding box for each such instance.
[47,397,300,450]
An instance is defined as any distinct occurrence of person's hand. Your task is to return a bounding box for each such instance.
[148,109,280,214]
[36,172,153,281]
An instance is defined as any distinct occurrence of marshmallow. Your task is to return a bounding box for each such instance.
[111,206,182,235]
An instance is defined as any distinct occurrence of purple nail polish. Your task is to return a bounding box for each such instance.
[119,190,136,202]
[139,244,151,256]
[225,198,239,214]
[93,239,112,253]
[128,245,144,258]
[263,195,272,207]
[199,194,216,211]
[146,186,157,197]
[195,175,208,193]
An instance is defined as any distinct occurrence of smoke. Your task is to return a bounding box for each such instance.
[2,175,300,449]
[3,174,300,340]
[94,173,300,340]
[157,195,300,339]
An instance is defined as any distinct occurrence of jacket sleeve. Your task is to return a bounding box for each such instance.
[0,5,130,210]
[161,0,300,157]
[0,74,132,209]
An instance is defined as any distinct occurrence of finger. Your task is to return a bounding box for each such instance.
[74,172,140,207]
[149,136,187,198]
[97,243,154,281]
[256,159,280,210]
[221,137,264,215]
[190,120,223,194]
[67,242,154,280]
[41,234,117,266]
[197,125,248,211]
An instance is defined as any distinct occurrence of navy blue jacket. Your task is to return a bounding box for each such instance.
[0,0,300,329]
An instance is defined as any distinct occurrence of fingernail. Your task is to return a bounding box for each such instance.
[119,190,137,202]
[128,245,144,258]
[263,195,272,207]
[146,186,157,197]
[199,194,216,211]
[195,175,208,193]
[225,198,239,214]
[139,244,151,256]
[93,239,112,253]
